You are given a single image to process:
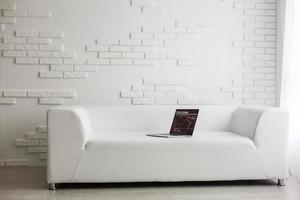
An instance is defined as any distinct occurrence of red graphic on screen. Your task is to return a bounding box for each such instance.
[170,109,199,135]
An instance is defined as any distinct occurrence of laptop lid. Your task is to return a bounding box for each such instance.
[169,109,199,136]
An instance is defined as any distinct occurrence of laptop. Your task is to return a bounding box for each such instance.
[147,109,199,138]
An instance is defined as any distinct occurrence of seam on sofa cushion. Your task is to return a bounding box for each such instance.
[71,149,85,182]
[255,149,268,179]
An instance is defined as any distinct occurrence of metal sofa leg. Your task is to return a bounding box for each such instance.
[277,179,285,186]
[48,183,56,190]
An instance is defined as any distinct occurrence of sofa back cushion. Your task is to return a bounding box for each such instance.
[231,107,267,139]
[83,105,237,132]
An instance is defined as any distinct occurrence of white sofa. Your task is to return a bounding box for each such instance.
[47,105,289,189]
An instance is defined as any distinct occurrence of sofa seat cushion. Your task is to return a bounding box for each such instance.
[89,130,252,145]
[72,131,266,182]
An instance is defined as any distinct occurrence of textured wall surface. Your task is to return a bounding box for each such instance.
[0,0,278,166]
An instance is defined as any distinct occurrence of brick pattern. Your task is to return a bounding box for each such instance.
[220,0,277,106]
[121,78,219,105]
[130,0,164,14]
[1,3,216,82]
[1,33,100,79]
[86,21,216,67]
[0,89,76,105]
[14,125,48,163]
[0,1,51,32]
[0,0,16,32]
[0,30,100,79]
[0,0,278,107]
[0,159,30,167]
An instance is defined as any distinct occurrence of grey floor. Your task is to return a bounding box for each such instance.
[0,167,300,200]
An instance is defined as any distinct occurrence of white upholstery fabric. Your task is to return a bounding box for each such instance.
[254,109,289,179]
[47,106,91,182]
[73,131,265,182]
[231,107,268,139]
[47,105,289,184]
[85,105,237,132]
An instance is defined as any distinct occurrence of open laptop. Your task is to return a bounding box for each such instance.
[147,109,199,138]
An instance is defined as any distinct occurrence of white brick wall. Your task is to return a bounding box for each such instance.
[178,99,199,105]
[52,51,75,58]
[15,57,39,64]
[133,59,154,66]
[27,37,51,44]
[99,52,122,59]
[0,17,16,24]
[39,31,64,38]
[0,89,76,105]
[28,146,47,153]
[3,90,27,97]
[15,44,39,50]
[132,85,154,91]
[12,124,49,164]
[155,98,177,105]
[39,97,64,105]
[121,78,218,105]
[0,1,16,10]
[63,58,86,65]
[166,79,187,85]
[131,0,155,7]
[74,65,98,72]
[144,91,165,98]
[39,71,63,78]
[132,98,155,105]
[155,85,177,91]
[3,37,26,43]
[3,10,26,17]
[39,153,47,160]
[110,45,132,52]
[131,0,157,14]
[16,139,39,146]
[79,20,209,69]
[27,90,51,97]
[5,159,29,167]
[40,44,63,51]
[221,0,277,106]
[87,58,109,65]
[0,97,16,104]
[50,65,73,71]
[26,10,52,18]
[144,78,166,85]
[110,59,132,65]
[37,125,48,133]
[27,51,51,58]
[63,72,88,79]
[120,91,143,98]
[3,50,26,57]
[166,91,188,98]
[86,45,109,52]
[26,132,47,140]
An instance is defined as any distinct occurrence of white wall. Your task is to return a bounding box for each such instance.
[0,0,278,166]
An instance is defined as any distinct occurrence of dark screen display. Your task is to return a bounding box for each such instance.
[169,109,199,135]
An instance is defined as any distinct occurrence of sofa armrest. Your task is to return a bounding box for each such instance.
[232,107,289,178]
[231,107,268,139]
[47,106,92,183]
[253,109,289,178]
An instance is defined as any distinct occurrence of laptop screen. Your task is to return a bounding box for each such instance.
[169,109,199,135]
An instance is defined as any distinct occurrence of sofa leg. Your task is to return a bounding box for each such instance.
[277,179,285,186]
[48,183,56,190]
